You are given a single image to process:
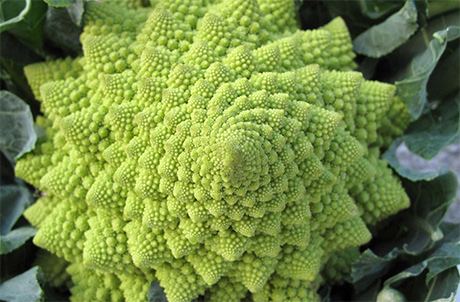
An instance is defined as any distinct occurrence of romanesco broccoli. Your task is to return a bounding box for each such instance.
[16,0,411,301]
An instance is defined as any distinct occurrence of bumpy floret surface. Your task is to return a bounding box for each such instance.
[17,0,410,301]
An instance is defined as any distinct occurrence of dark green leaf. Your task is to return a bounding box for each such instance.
[0,226,37,254]
[0,239,37,283]
[350,249,398,292]
[351,280,382,302]
[0,32,42,64]
[43,0,75,7]
[349,169,459,296]
[383,139,449,181]
[0,0,31,32]
[44,7,83,55]
[356,57,379,79]
[426,243,460,282]
[353,0,419,58]
[0,0,47,51]
[394,267,459,301]
[395,25,460,120]
[0,56,40,116]
[148,282,168,302]
[384,262,428,287]
[400,172,458,254]
[439,222,460,244]
[0,91,37,164]
[421,268,459,302]
[354,236,460,301]
[65,0,84,26]
[403,94,460,159]
[0,64,19,95]
[427,0,460,19]
[309,0,402,37]
[0,185,33,235]
[357,1,404,20]
[0,266,44,302]
[406,172,458,230]
[427,44,459,101]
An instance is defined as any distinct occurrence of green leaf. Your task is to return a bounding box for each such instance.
[421,268,459,302]
[0,226,37,254]
[65,0,84,26]
[0,0,47,51]
[0,0,31,32]
[400,172,458,254]
[148,282,168,302]
[427,0,460,19]
[358,1,405,20]
[407,172,459,227]
[0,91,37,164]
[351,280,382,302]
[403,94,460,159]
[0,185,33,235]
[384,261,428,287]
[426,243,460,283]
[395,25,460,120]
[43,0,76,7]
[0,266,44,302]
[44,6,83,55]
[427,44,459,101]
[385,266,459,301]
[349,170,459,296]
[350,249,399,292]
[383,139,449,181]
[309,0,402,37]
[421,269,459,302]
[0,32,42,64]
[353,0,419,58]
[439,222,460,244]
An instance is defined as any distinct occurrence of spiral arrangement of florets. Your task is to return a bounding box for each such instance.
[16,0,411,301]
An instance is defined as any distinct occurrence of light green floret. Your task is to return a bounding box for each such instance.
[82,33,137,75]
[322,246,360,284]
[67,263,124,302]
[24,57,84,100]
[113,0,150,9]
[24,196,62,228]
[253,273,321,302]
[125,221,173,268]
[205,277,248,302]
[123,191,145,220]
[83,211,138,274]
[33,199,91,263]
[153,0,213,29]
[156,259,208,302]
[83,0,149,37]
[258,0,298,36]
[15,117,58,187]
[17,0,413,301]
[39,75,91,121]
[118,271,156,302]
[350,153,410,225]
[276,235,324,281]
[353,81,396,145]
[376,96,411,148]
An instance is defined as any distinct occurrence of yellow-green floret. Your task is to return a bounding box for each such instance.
[17,0,411,301]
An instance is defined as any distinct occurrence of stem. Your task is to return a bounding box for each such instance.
[424,274,438,302]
